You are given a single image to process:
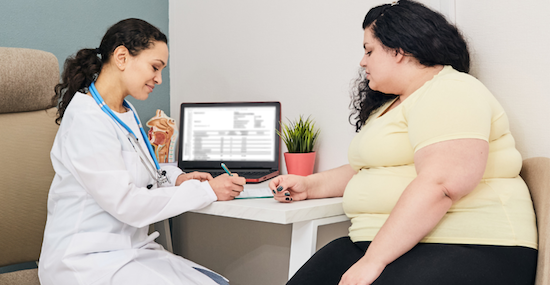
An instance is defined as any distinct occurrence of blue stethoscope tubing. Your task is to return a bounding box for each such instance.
[89,82,168,187]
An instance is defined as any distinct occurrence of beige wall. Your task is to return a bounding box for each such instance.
[169,0,387,174]
[169,1,549,284]
[170,0,549,165]
[455,0,550,159]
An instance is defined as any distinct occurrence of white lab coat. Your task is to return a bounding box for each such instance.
[38,93,223,285]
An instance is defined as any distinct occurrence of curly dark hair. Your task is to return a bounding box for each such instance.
[52,18,168,124]
[349,0,470,132]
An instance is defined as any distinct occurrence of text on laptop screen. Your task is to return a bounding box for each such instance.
[181,106,277,161]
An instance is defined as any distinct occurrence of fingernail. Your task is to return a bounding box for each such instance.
[277,186,283,192]
[290,198,293,201]
[272,190,276,194]
[285,197,290,201]
[284,192,290,196]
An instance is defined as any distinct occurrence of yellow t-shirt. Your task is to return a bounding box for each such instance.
[343,66,537,249]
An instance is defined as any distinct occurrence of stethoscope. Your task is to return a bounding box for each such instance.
[89,82,169,188]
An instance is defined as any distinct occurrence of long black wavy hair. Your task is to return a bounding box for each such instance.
[349,0,470,132]
[52,18,168,124]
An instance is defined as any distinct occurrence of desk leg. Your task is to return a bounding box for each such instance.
[154,219,173,253]
[288,215,349,280]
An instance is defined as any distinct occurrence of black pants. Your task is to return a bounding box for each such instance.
[287,237,537,285]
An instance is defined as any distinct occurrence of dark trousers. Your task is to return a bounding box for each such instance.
[287,237,537,285]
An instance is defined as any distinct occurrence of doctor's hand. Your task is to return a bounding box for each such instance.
[175,172,213,186]
[269,174,310,203]
[209,173,246,201]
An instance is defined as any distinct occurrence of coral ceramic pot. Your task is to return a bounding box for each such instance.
[284,152,316,176]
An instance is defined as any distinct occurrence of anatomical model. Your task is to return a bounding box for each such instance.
[146,109,178,163]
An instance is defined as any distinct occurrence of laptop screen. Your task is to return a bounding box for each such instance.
[178,102,281,171]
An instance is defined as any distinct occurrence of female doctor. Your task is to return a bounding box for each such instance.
[38,18,245,285]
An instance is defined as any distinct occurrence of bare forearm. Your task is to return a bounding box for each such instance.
[363,177,453,267]
[306,164,356,199]
[339,140,487,283]
[364,139,487,266]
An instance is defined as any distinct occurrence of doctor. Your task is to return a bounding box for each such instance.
[39,18,245,285]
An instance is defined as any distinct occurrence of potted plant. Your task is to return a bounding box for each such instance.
[277,115,320,176]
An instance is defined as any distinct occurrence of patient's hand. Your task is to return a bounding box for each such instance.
[269,174,310,203]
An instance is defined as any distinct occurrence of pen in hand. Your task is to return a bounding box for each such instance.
[221,163,233,176]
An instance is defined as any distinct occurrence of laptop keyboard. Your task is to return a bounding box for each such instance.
[208,171,270,179]
[186,170,271,179]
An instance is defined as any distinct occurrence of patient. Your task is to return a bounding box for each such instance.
[270,1,538,284]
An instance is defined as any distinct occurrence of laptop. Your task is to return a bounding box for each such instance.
[178,102,281,183]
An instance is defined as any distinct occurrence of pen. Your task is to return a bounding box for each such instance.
[221,163,233,176]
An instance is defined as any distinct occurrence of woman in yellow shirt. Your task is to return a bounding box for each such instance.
[270,1,537,284]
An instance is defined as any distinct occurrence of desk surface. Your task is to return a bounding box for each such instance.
[191,197,345,224]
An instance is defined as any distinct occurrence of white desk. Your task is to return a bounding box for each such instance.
[190,196,349,279]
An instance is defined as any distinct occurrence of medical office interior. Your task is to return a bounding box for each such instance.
[1,0,549,285]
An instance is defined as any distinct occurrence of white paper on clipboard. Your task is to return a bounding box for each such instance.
[235,180,274,199]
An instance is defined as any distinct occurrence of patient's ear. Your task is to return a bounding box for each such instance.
[394,48,405,63]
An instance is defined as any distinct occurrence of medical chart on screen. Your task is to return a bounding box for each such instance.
[181,106,276,162]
